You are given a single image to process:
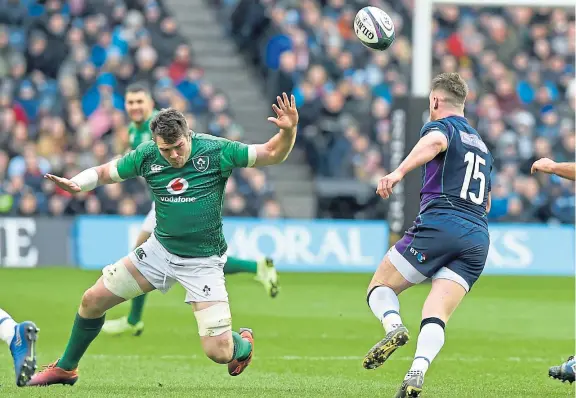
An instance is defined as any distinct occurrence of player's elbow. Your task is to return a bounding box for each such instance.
[94,165,107,182]
[269,150,289,165]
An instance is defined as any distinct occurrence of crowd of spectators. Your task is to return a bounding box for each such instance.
[0,0,280,218]
[222,0,575,224]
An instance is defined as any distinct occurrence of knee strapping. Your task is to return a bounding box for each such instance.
[420,317,446,330]
[102,261,144,300]
[194,302,232,337]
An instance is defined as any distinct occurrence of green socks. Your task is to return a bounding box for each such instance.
[232,331,252,361]
[224,257,258,274]
[57,314,105,370]
[128,294,147,325]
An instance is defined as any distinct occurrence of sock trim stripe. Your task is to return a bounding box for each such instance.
[420,317,446,330]
[414,356,431,366]
[0,317,10,326]
[383,310,400,318]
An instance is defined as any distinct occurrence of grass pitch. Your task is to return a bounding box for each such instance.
[0,268,573,397]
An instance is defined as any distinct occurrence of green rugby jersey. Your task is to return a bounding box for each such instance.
[116,132,254,258]
[128,110,159,150]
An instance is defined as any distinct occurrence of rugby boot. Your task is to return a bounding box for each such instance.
[228,328,254,376]
[102,316,144,336]
[255,258,279,298]
[10,321,39,386]
[549,355,575,383]
[363,325,410,370]
[395,370,425,398]
[27,360,78,386]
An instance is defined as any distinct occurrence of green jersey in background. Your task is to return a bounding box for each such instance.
[128,110,159,150]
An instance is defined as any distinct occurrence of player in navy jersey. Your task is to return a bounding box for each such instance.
[362,73,493,397]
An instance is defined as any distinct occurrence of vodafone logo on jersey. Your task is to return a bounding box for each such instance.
[166,178,189,195]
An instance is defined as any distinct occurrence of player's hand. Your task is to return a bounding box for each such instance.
[267,92,299,131]
[44,174,82,193]
[376,170,404,199]
[531,158,557,175]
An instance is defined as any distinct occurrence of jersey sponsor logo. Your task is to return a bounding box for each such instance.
[158,196,197,203]
[150,164,164,174]
[166,177,189,195]
[192,156,209,172]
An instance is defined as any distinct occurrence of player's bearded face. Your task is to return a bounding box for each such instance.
[125,92,152,123]
[156,134,191,168]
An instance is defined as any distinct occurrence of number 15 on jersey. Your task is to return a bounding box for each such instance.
[460,151,487,205]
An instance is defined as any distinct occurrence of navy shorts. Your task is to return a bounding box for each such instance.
[389,211,490,291]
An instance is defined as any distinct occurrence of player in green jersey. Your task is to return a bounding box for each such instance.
[102,84,279,337]
[28,93,299,386]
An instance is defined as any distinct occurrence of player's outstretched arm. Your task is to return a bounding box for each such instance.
[251,92,299,167]
[531,158,575,181]
[44,159,124,194]
[376,131,448,199]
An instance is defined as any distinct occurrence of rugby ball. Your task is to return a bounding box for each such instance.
[354,6,395,51]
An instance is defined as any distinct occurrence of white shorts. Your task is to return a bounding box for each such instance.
[128,234,228,303]
[141,202,156,234]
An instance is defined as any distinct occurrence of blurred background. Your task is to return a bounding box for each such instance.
[0,3,573,395]
[0,0,573,273]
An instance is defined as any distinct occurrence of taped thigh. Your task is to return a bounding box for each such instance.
[102,261,144,300]
[193,302,232,337]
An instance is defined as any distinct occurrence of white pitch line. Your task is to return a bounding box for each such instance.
[81,354,552,363]
[0,353,554,363]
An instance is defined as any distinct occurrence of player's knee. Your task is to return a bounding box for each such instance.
[367,255,410,296]
[203,334,233,364]
[193,302,232,337]
[80,286,107,314]
[101,260,144,300]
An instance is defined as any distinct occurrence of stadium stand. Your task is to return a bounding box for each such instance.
[0,0,280,218]
[220,0,575,224]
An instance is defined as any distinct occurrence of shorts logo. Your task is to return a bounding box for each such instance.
[192,156,209,172]
[135,247,146,260]
[203,285,211,296]
[410,247,426,263]
[166,178,189,195]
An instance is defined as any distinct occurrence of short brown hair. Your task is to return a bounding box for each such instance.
[431,72,468,107]
[150,108,189,144]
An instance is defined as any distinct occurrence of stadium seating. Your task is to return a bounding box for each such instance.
[222,0,575,224]
[0,0,279,218]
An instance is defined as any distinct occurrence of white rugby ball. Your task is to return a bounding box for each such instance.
[354,6,395,51]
